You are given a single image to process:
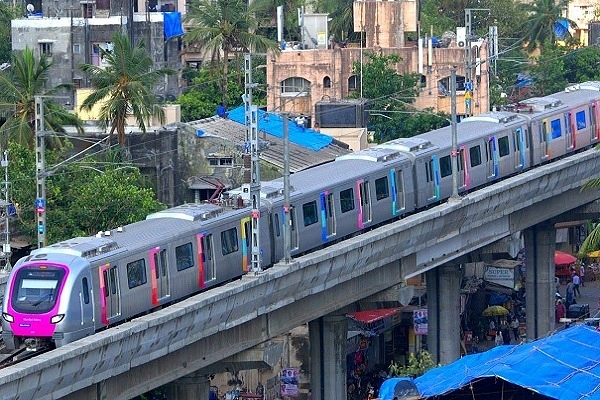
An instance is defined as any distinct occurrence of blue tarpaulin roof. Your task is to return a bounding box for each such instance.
[227,106,333,151]
[413,325,600,399]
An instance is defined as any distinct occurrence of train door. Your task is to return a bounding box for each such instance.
[358,180,372,227]
[392,169,406,214]
[424,158,439,201]
[456,147,467,189]
[199,233,215,285]
[100,263,120,325]
[512,128,526,170]
[150,247,170,305]
[539,119,550,160]
[290,207,299,250]
[241,217,251,272]
[485,137,498,179]
[564,112,573,151]
[592,102,600,143]
[321,191,336,238]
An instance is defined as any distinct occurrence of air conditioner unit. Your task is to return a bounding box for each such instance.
[456,27,466,48]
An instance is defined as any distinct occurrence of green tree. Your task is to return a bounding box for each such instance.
[78,32,174,146]
[185,0,280,104]
[351,52,447,142]
[0,4,20,63]
[311,0,356,43]
[519,0,576,51]
[563,46,600,83]
[529,45,568,96]
[0,47,83,147]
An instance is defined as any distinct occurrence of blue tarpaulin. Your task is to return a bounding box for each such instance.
[164,12,184,40]
[413,325,600,399]
[554,19,570,39]
[227,106,333,151]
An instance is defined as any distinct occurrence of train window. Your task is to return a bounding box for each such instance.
[160,249,168,276]
[439,155,452,178]
[426,160,434,182]
[175,243,194,270]
[109,267,117,294]
[375,177,389,200]
[103,270,109,297]
[340,188,355,213]
[82,277,90,304]
[221,228,239,255]
[274,213,281,237]
[550,119,561,138]
[303,201,318,226]
[126,259,147,289]
[576,110,586,130]
[469,145,481,167]
[498,136,510,157]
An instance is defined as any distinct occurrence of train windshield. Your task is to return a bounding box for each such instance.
[11,266,66,313]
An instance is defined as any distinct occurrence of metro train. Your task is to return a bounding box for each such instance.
[3,82,600,350]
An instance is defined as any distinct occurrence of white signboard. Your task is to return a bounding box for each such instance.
[484,266,515,288]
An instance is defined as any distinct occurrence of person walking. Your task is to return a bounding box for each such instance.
[580,264,585,287]
[511,317,520,342]
[573,273,581,297]
[566,279,575,308]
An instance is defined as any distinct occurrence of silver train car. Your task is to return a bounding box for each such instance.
[3,82,600,349]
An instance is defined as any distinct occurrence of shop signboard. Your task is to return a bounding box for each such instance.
[413,309,428,335]
[281,368,299,397]
[484,264,515,288]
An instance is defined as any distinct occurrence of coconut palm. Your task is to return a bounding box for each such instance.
[0,47,83,147]
[519,0,577,51]
[78,32,174,146]
[185,0,280,104]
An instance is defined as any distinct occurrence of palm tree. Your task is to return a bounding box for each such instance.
[519,0,577,51]
[0,47,83,147]
[78,32,174,146]
[185,0,280,104]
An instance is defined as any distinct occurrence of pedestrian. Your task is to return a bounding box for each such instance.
[580,264,585,286]
[555,299,566,323]
[555,276,561,297]
[511,317,520,342]
[573,273,581,297]
[566,279,575,308]
[313,122,321,132]
[495,330,503,346]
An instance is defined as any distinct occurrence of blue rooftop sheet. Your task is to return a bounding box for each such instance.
[413,324,600,399]
[227,106,333,151]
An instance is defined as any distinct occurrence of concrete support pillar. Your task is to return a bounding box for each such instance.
[426,265,462,365]
[524,221,556,340]
[165,371,211,400]
[309,314,347,400]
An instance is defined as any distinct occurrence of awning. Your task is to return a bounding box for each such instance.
[347,308,403,324]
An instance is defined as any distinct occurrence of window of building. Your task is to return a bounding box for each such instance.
[39,42,53,57]
[175,243,194,271]
[340,188,355,213]
[348,75,357,91]
[73,43,81,54]
[208,157,233,166]
[127,259,147,289]
[375,176,389,200]
[302,201,318,226]
[221,227,239,255]
[323,76,331,88]
[281,77,310,95]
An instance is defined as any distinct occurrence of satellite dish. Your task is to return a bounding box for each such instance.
[26,3,34,12]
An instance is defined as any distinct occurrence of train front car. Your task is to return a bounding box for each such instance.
[1,254,92,350]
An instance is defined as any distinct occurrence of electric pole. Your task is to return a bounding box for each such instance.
[244,54,262,274]
[450,67,459,200]
[0,150,11,271]
[34,96,47,248]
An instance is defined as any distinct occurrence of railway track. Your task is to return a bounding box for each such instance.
[0,341,52,368]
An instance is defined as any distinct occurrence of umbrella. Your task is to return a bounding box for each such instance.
[555,250,577,266]
[482,305,509,317]
[587,250,600,258]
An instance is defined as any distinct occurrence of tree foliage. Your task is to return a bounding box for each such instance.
[0,47,83,148]
[9,143,165,244]
[518,0,576,51]
[351,52,449,143]
[185,0,279,104]
[78,32,174,146]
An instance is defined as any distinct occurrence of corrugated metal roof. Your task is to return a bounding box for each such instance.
[185,115,352,172]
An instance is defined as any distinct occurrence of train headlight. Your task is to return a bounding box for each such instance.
[50,314,64,324]
[2,312,14,323]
